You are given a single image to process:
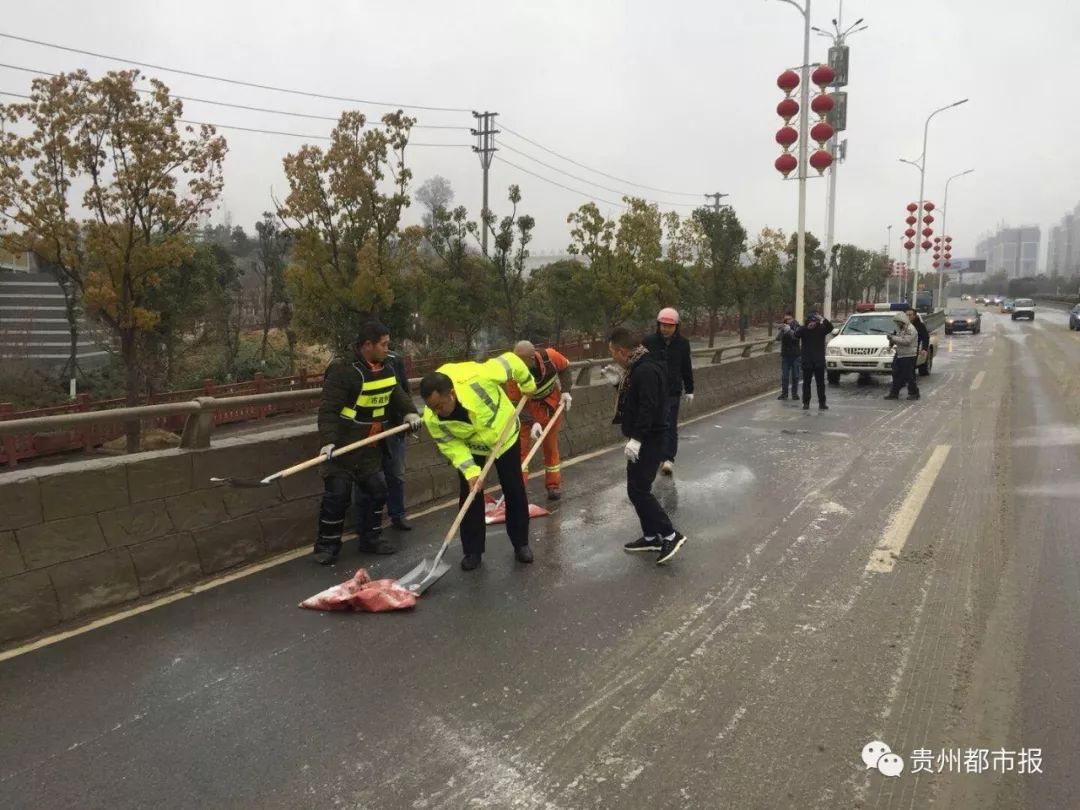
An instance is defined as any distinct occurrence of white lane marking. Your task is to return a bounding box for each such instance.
[865,444,951,573]
[970,371,985,391]
[0,389,780,661]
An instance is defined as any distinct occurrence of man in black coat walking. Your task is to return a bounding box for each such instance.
[642,307,694,476]
[794,309,834,411]
[609,327,687,565]
[774,311,801,399]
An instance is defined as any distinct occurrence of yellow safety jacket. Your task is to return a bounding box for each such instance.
[423,352,537,480]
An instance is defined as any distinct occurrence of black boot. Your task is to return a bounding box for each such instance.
[514,545,534,563]
[391,515,413,531]
[461,554,482,571]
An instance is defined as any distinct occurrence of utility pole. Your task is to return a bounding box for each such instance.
[704,192,729,213]
[471,111,499,255]
[813,2,867,320]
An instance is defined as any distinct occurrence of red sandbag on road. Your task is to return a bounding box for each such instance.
[484,493,550,525]
[299,568,417,613]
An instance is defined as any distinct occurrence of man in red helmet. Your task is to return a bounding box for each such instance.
[643,307,694,476]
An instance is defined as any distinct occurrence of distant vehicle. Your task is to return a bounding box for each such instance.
[1011,298,1035,321]
[988,294,1004,306]
[975,295,986,304]
[1000,298,1015,314]
[944,307,981,335]
[961,294,972,301]
[1070,304,1080,331]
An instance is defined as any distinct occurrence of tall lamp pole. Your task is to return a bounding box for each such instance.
[938,168,974,304]
[907,99,969,302]
[773,0,812,320]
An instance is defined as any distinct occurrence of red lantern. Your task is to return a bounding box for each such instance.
[811,64,835,87]
[921,240,933,250]
[775,126,798,149]
[811,94,834,115]
[923,215,935,225]
[905,216,917,226]
[904,240,916,250]
[777,70,800,94]
[945,235,953,242]
[933,236,942,243]
[933,261,940,269]
[944,261,952,268]
[775,153,798,177]
[922,228,933,238]
[809,149,834,174]
[904,228,916,238]
[923,201,936,212]
[907,203,919,213]
[810,121,834,145]
[944,252,952,260]
[777,97,799,122]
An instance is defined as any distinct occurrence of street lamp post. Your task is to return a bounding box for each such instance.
[937,168,974,304]
[773,0,812,321]
[907,99,969,302]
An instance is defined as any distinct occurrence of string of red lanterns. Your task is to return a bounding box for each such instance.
[774,65,837,178]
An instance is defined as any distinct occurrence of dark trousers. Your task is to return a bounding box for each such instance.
[627,434,675,539]
[781,355,801,396]
[802,360,826,406]
[663,395,681,462]
[382,434,407,519]
[889,356,919,397]
[457,442,530,556]
[314,469,387,555]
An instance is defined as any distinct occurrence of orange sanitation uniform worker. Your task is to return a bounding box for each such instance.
[506,342,573,500]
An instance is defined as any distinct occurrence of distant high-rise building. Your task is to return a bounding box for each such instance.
[1047,203,1080,278]
[975,225,1041,279]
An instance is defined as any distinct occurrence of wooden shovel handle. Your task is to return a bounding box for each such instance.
[264,422,412,483]
[520,402,566,471]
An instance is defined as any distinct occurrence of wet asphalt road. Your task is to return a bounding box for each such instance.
[2,305,1079,810]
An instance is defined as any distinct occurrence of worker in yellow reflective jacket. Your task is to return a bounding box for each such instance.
[420,352,537,571]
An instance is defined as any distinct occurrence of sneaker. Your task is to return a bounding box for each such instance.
[802,402,810,410]
[546,488,561,501]
[624,536,662,553]
[357,537,398,555]
[461,554,482,571]
[390,515,413,531]
[514,545,534,563]
[777,393,789,400]
[656,532,687,565]
[819,404,829,410]
[660,461,674,476]
[312,550,339,566]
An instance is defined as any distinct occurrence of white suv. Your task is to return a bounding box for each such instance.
[1011,298,1035,321]
[824,309,937,385]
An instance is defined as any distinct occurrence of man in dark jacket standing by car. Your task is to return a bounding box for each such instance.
[642,307,694,476]
[795,309,834,411]
[774,311,801,399]
[609,327,687,565]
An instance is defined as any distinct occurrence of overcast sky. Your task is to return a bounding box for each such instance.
[3,0,1077,266]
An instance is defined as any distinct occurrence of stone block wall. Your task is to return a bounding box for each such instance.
[0,352,780,646]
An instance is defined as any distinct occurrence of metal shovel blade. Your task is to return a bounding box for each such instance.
[396,557,451,595]
[209,476,272,488]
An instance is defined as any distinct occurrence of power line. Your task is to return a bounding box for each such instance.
[499,121,702,198]
[497,138,698,208]
[493,155,626,209]
[0,90,470,146]
[0,62,469,130]
[0,31,473,114]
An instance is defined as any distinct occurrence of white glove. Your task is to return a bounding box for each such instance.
[624,438,641,462]
[319,443,335,461]
[404,413,422,434]
[559,392,572,412]
[530,422,544,441]
[683,392,694,405]
[600,365,622,387]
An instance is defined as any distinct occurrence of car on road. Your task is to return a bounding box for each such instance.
[944,307,981,334]
[1070,304,1080,330]
[961,294,972,301]
[1000,298,1015,314]
[1012,298,1035,321]
[975,295,986,304]
[987,294,1004,307]
[824,307,938,385]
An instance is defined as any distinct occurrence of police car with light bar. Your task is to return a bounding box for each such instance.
[824,303,938,385]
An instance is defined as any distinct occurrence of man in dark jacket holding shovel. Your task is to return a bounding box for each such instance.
[312,320,421,565]
[610,327,687,565]
[794,309,834,411]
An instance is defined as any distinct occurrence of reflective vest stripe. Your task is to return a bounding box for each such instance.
[339,365,399,423]
[469,382,501,427]
[495,355,513,378]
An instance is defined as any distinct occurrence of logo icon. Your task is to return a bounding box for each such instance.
[861,741,905,778]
